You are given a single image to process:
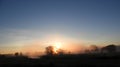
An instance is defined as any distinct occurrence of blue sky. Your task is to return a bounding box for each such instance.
[0,0,120,53]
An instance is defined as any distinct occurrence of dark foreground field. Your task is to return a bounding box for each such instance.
[0,53,120,67]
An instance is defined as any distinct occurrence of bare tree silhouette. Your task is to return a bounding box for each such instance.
[45,46,54,55]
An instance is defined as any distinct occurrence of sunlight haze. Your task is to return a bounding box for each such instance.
[0,0,120,56]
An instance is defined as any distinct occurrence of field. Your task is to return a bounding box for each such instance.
[0,53,120,67]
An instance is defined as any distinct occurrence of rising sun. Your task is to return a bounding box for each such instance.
[53,42,62,53]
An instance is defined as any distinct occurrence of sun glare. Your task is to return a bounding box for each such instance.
[53,42,62,53]
[55,42,61,49]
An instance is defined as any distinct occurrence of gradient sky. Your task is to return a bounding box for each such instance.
[0,0,120,54]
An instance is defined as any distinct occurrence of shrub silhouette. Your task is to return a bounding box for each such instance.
[101,44,116,53]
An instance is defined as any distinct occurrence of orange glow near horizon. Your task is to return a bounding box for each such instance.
[0,34,88,57]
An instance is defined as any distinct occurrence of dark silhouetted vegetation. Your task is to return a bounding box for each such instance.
[45,46,55,55]
[0,44,120,67]
[101,44,117,53]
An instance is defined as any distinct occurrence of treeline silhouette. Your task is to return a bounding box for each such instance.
[0,44,120,67]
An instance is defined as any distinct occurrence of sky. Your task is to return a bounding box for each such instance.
[0,0,120,54]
